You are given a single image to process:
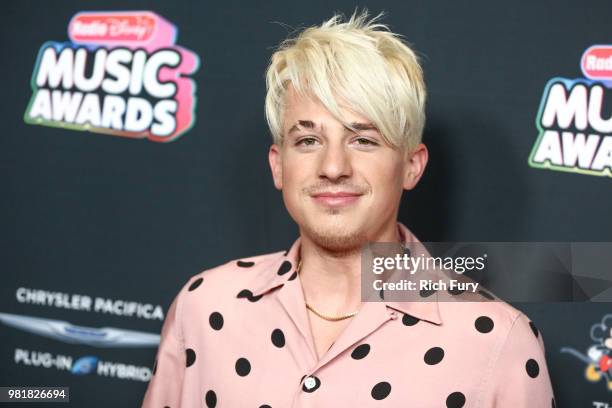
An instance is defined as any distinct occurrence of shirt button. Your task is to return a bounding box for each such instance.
[304,376,316,390]
[302,375,321,393]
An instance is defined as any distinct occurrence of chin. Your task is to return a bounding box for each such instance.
[302,218,367,254]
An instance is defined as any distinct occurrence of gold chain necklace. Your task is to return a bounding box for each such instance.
[296,260,359,322]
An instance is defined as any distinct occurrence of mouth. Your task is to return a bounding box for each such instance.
[310,191,363,208]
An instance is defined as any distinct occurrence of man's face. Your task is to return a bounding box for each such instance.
[269,85,427,252]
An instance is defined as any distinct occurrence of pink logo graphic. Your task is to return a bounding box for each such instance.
[25,11,200,142]
[581,45,612,82]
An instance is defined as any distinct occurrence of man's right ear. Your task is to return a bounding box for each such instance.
[268,144,283,190]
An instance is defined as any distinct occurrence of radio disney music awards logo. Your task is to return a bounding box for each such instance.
[24,11,200,142]
[561,314,612,393]
[529,45,612,178]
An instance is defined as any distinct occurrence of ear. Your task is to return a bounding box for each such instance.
[268,143,283,190]
[402,143,428,190]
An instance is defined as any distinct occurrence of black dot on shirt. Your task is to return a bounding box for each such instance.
[188,277,203,291]
[402,314,420,326]
[205,390,217,408]
[529,321,539,338]
[271,329,285,348]
[420,288,436,298]
[351,343,370,360]
[185,348,196,367]
[475,316,494,333]
[424,347,444,365]
[379,288,385,300]
[237,289,251,299]
[209,312,224,330]
[448,287,465,296]
[288,271,298,281]
[526,359,540,378]
[478,289,494,300]
[446,391,466,408]
[277,260,292,276]
[259,405,271,408]
[235,357,251,376]
[237,260,255,267]
[371,381,391,400]
[236,289,263,302]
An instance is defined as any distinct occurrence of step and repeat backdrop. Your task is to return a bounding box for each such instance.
[1,0,611,407]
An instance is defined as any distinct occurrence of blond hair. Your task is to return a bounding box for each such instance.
[264,10,426,151]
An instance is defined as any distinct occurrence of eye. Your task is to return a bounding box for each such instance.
[295,137,319,147]
[353,136,379,146]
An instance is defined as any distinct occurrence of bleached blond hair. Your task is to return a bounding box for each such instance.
[265,10,426,151]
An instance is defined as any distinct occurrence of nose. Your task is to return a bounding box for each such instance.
[317,141,352,181]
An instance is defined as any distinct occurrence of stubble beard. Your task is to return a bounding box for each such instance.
[302,214,366,255]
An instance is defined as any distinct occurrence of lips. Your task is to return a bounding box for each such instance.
[311,191,362,207]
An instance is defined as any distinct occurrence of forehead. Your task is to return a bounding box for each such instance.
[282,84,371,132]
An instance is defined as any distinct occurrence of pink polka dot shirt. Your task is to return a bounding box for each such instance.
[142,223,555,407]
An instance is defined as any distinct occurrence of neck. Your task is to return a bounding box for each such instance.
[298,222,402,312]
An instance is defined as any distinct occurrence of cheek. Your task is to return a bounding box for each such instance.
[360,158,405,197]
[281,162,309,206]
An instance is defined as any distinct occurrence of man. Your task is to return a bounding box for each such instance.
[142,11,555,407]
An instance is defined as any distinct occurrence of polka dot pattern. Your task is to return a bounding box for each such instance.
[424,347,444,365]
[146,239,556,407]
[420,288,436,298]
[188,277,203,291]
[185,348,196,367]
[371,381,391,400]
[351,344,370,360]
[209,312,224,330]
[446,391,466,408]
[271,329,285,348]
[402,314,420,326]
[235,357,251,376]
[277,261,292,276]
[205,390,217,408]
[237,289,264,302]
[474,316,494,333]
[526,359,540,378]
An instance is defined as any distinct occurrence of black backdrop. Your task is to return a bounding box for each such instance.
[1,0,611,407]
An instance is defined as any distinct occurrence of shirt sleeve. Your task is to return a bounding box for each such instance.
[481,312,556,408]
[141,292,186,408]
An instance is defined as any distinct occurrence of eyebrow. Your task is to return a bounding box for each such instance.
[287,120,378,135]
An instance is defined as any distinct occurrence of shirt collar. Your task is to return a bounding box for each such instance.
[249,222,442,325]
